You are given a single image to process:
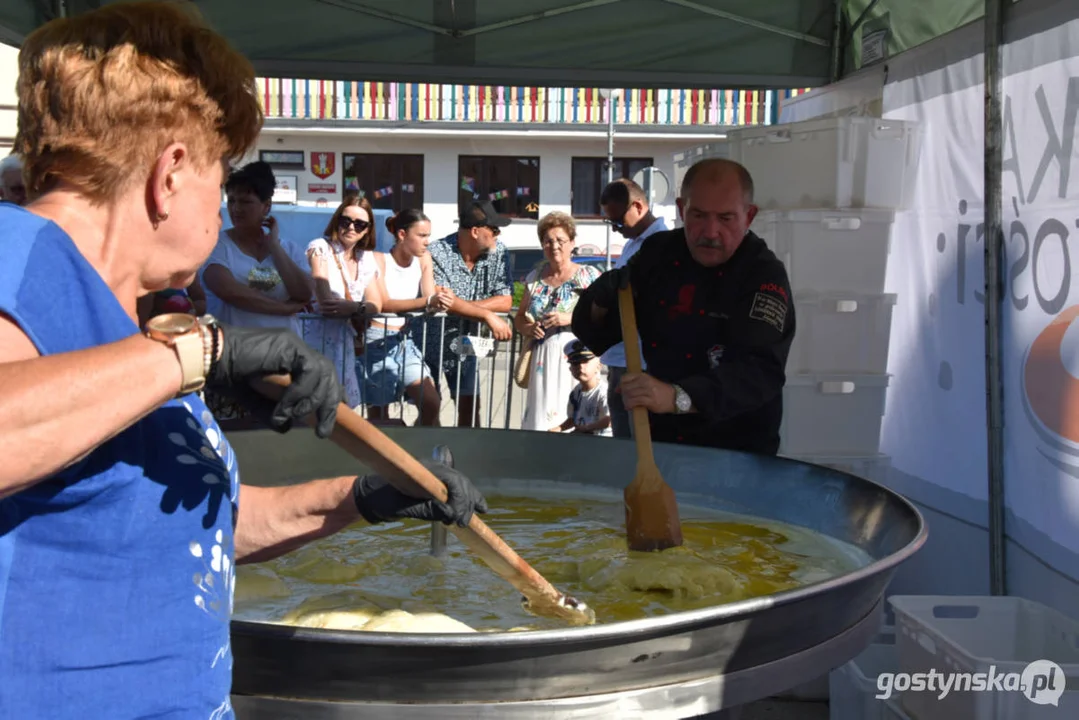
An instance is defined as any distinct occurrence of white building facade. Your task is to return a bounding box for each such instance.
[1,44,17,154]
[245,80,811,253]
[1,47,812,253]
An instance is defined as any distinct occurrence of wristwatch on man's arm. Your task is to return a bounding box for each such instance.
[671,384,694,414]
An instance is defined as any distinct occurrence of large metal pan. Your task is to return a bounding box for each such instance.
[227,427,926,718]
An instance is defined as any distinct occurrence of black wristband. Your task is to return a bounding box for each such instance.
[351,475,381,525]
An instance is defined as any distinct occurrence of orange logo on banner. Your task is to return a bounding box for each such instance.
[311,151,335,179]
[1024,305,1079,443]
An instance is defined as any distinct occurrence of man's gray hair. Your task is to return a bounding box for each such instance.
[0,153,23,174]
[679,158,754,206]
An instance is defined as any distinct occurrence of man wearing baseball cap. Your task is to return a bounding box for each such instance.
[420,200,514,427]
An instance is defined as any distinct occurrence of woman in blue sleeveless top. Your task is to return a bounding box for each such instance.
[0,5,487,719]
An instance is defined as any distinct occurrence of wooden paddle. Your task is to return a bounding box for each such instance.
[252,376,596,626]
[617,284,684,552]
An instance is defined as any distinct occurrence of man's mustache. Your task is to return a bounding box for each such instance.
[693,238,724,248]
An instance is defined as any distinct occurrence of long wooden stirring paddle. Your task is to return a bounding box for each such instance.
[617,284,684,552]
[252,375,595,626]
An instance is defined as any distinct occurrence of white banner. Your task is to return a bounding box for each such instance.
[881,49,989,505]
[882,7,1079,573]
[1000,20,1079,569]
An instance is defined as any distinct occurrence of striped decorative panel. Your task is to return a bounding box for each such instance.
[256,79,814,127]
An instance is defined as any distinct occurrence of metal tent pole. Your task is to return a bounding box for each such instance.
[600,90,619,271]
[984,0,1007,596]
[829,0,845,82]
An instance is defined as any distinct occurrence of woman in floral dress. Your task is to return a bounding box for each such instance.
[303,195,385,410]
[514,211,601,431]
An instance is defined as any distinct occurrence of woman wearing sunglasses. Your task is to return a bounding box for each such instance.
[303,195,385,409]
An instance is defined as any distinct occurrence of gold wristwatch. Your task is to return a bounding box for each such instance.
[144,313,215,397]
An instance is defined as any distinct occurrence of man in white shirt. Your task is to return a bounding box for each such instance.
[598,178,668,438]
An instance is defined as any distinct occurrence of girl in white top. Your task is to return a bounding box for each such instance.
[365,209,451,426]
[303,196,385,410]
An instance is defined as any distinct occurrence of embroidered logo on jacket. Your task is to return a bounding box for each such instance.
[708,344,725,368]
[749,290,788,333]
[758,282,789,303]
[668,285,697,319]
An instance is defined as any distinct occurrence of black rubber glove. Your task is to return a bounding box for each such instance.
[352,460,489,527]
[207,324,344,438]
[588,264,633,310]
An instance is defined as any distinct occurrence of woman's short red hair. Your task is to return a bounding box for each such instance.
[14,1,263,203]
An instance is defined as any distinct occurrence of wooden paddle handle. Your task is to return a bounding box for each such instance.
[250,376,569,608]
[617,285,656,467]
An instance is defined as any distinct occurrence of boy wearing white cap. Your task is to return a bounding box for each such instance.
[549,339,613,436]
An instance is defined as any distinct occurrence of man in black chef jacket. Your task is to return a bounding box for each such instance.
[571,158,795,455]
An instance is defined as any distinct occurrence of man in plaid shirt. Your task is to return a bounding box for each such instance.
[419,201,514,427]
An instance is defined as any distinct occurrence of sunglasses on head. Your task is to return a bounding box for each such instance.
[339,217,370,232]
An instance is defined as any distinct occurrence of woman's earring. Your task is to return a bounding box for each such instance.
[158,210,170,221]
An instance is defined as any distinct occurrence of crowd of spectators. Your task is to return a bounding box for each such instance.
[3,151,625,435]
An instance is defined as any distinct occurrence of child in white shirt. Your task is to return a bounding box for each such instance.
[549,339,613,437]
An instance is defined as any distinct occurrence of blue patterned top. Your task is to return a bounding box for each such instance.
[0,204,240,719]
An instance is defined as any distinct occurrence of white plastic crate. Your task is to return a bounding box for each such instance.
[785,453,892,484]
[753,209,895,295]
[831,628,912,720]
[890,595,1079,720]
[727,116,920,210]
[789,292,896,374]
[780,373,889,455]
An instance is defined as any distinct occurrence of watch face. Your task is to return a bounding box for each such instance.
[148,313,199,334]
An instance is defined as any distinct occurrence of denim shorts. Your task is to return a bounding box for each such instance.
[418,338,478,400]
[427,345,478,400]
[410,319,480,400]
[361,331,433,407]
